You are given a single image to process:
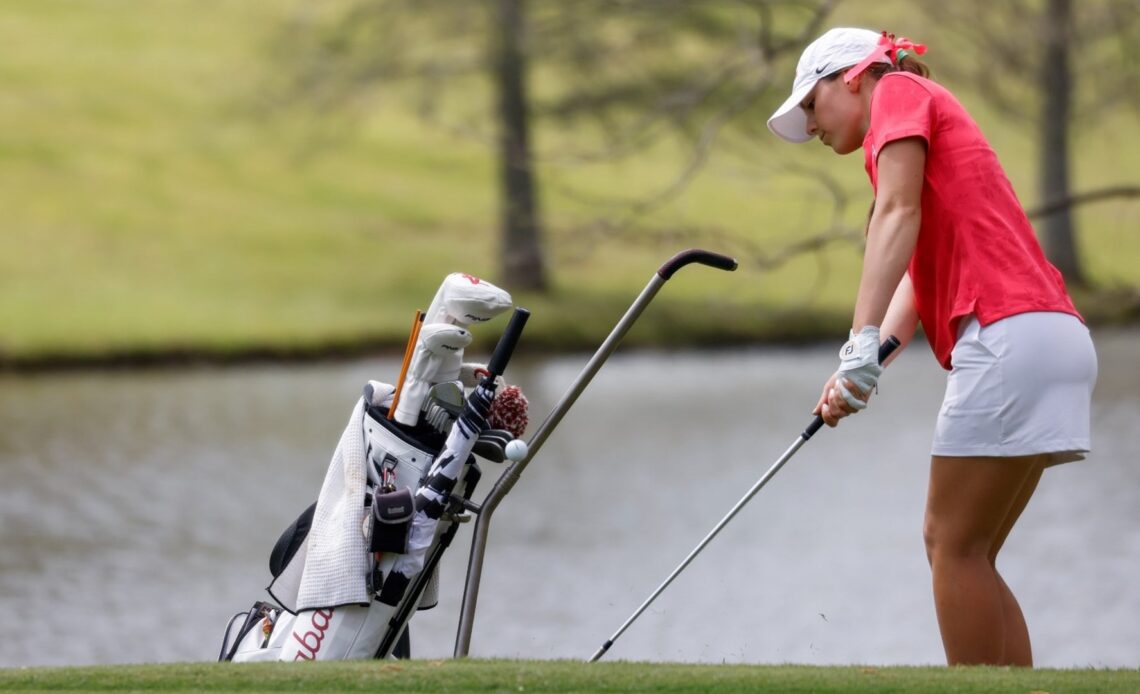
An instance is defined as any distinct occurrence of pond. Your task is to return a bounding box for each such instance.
[1,328,1137,668]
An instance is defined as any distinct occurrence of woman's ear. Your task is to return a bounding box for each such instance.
[844,70,863,93]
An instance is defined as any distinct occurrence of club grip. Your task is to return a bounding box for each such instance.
[485,307,530,378]
[878,335,902,363]
[803,335,901,440]
[657,249,738,280]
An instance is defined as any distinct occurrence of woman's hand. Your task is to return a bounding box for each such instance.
[817,275,916,427]
[813,372,871,427]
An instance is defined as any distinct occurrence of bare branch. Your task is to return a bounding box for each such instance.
[764,0,840,57]
[1026,185,1140,219]
[560,0,838,242]
[568,74,773,244]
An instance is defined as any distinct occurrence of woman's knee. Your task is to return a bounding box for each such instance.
[924,455,1044,567]
[923,510,993,566]
[922,513,936,565]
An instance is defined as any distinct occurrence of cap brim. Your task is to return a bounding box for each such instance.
[767,81,816,144]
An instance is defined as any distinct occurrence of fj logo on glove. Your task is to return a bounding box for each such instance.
[842,343,855,357]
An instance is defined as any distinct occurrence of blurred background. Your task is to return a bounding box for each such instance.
[1,0,1137,669]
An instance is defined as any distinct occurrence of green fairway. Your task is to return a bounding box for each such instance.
[2,660,1138,693]
[2,0,1137,365]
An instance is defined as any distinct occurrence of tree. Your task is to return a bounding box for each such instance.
[918,0,1140,287]
[264,0,840,291]
[1039,0,1079,282]
[493,0,545,290]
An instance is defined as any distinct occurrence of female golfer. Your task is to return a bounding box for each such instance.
[767,28,1097,666]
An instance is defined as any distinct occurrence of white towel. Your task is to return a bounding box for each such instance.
[296,397,371,610]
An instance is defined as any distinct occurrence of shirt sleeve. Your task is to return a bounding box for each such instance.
[870,74,935,155]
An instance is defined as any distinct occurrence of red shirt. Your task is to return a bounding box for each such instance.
[863,72,1080,370]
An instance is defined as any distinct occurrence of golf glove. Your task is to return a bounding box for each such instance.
[836,326,882,411]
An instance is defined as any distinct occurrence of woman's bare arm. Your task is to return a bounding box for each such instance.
[852,136,926,332]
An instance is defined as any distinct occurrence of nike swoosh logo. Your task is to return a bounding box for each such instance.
[814,64,829,75]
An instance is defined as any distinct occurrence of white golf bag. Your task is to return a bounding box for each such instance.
[219,274,523,663]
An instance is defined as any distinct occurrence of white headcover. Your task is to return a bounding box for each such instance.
[393,324,472,426]
[394,273,512,426]
[424,273,513,327]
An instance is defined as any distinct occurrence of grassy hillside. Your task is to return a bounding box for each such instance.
[1,0,1137,364]
[2,660,1139,693]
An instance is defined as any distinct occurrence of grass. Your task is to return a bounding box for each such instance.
[1,0,1137,365]
[2,660,1139,693]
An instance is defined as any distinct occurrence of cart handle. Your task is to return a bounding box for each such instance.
[657,249,738,280]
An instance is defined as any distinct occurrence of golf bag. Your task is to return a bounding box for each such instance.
[218,275,528,663]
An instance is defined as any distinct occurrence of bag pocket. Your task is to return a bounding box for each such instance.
[369,487,415,554]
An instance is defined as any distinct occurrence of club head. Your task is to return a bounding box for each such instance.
[472,439,506,463]
[472,428,514,463]
[421,382,464,433]
[426,382,463,410]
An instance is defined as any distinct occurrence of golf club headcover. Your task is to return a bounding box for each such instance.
[394,323,472,426]
[836,325,883,410]
[363,380,395,408]
[489,384,529,439]
[423,273,513,328]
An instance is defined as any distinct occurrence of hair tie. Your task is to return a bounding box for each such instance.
[844,31,928,83]
[884,32,926,65]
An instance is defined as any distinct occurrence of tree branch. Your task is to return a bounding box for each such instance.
[1026,185,1140,219]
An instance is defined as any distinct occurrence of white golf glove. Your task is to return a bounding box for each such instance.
[836,326,882,411]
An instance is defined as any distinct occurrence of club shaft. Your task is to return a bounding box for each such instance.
[590,336,901,662]
[526,276,666,458]
[589,435,808,662]
[388,310,423,420]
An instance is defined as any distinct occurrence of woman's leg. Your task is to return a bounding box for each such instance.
[989,464,1043,665]
[923,454,1046,666]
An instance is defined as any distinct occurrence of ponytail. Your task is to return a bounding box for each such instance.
[898,52,931,78]
[865,54,931,80]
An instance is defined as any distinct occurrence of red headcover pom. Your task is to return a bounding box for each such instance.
[489,385,529,439]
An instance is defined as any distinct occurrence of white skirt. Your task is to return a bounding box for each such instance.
[931,311,1097,463]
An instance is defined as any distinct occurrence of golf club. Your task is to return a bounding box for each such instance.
[588,335,901,663]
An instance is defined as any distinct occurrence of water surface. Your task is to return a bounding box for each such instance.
[1,329,1136,667]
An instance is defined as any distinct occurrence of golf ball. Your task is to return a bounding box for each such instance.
[504,439,529,462]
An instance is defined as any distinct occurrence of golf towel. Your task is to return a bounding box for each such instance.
[295,397,372,610]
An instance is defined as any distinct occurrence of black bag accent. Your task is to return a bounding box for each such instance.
[269,501,316,579]
[369,487,415,554]
[378,571,411,606]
